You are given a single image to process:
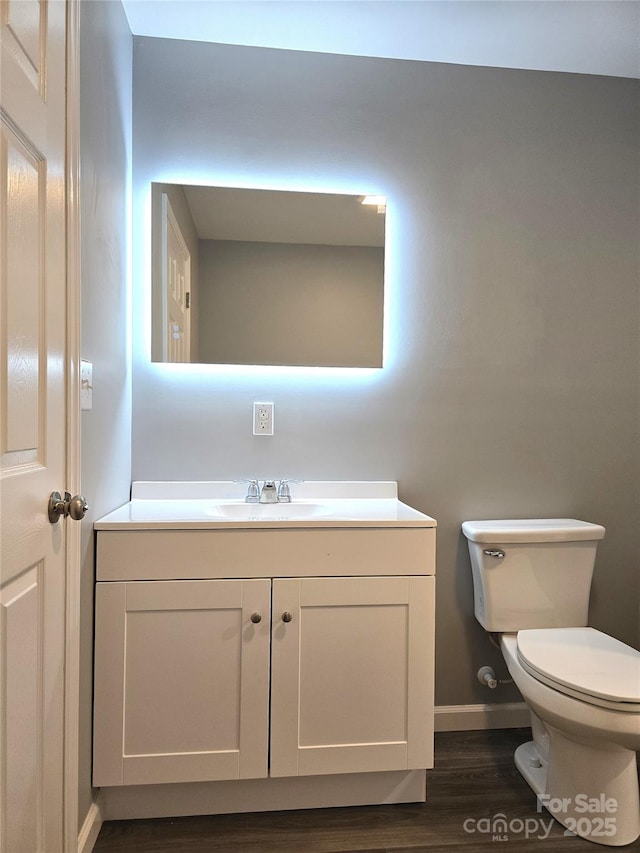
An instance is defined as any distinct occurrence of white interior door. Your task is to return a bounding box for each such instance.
[1,2,69,850]
[162,193,191,362]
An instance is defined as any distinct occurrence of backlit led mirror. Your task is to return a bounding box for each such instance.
[150,184,385,367]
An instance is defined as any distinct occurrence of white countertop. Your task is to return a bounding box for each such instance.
[95,481,437,531]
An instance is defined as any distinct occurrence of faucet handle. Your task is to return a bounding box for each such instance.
[234,479,260,503]
[277,479,302,502]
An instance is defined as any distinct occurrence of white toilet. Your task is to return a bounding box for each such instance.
[462,518,640,847]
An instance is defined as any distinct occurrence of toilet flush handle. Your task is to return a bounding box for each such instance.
[483,548,505,559]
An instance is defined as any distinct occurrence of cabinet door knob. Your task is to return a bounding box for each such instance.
[250,612,262,624]
[282,611,293,623]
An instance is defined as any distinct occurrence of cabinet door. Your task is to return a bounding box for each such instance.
[270,575,434,778]
[93,579,271,786]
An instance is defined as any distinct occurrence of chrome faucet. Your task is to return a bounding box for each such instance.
[237,479,302,503]
[259,481,278,503]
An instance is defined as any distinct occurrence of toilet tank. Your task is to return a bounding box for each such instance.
[461,519,605,632]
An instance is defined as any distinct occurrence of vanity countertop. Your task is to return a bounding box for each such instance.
[94,481,437,531]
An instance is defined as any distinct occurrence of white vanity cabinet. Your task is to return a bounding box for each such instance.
[92,482,437,814]
[93,572,434,786]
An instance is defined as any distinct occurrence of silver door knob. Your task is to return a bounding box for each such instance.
[282,611,293,623]
[48,492,67,523]
[48,491,89,524]
[250,612,262,624]
[68,494,89,520]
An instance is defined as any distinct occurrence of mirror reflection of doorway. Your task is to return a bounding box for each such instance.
[162,193,191,362]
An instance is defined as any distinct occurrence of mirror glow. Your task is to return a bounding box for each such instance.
[150,183,386,369]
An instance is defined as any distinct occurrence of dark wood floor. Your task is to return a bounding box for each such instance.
[94,729,640,852]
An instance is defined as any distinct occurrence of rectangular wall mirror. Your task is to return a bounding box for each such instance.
[150,183,386,367]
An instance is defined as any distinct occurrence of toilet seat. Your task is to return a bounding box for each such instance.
[517,627,640,713]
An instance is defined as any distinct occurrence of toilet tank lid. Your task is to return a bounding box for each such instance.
[461,518,605,543]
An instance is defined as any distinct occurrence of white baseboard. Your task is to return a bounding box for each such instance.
[78,793,103,853]
[435,702,530,731]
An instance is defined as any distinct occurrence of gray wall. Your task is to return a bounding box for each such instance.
[132,38,639,708]
[198,240,384,366]
[79,0,132,829]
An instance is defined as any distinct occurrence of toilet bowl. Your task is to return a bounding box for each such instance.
[501,631,640,846]
[462,518,640,847]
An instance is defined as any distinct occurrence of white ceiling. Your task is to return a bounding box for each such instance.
[121,0,639,79]
[182,185,385,246]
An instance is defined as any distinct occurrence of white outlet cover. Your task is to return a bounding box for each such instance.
[253,401,274,435]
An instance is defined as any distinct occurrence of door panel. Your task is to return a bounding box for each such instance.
[0,2,67,850]
[298,601,409,747]
[1,0,45,93]
[2,119,43,464]
[93,579,271,786]
[270,576,435,778]
[1,565,43,852]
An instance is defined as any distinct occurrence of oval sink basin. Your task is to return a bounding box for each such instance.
[209,502,329,520]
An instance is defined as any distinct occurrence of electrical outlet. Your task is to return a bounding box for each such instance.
[253,402,274,435]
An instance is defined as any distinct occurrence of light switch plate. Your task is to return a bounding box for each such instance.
[80,359,93,411]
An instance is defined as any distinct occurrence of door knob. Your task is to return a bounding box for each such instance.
[282,611,293,623]
[68,494,89,520]
[250,612,262,624]
[48,491,89,524]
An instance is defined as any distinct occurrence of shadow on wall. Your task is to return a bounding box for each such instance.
[453,532,522,705]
